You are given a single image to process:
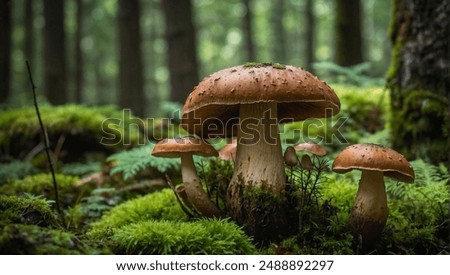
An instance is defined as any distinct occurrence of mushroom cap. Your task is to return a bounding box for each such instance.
[152,137,218,158]
[293,141,327,156]
[218,139,237,160]
[332,144,415,183]
[181,63,340,138]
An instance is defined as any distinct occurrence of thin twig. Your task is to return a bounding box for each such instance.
[26,60,63,220]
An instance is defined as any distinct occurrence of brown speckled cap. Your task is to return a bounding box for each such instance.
[181,63,340,137]
[293,141,327,156]
[152,137,218,158]
[332,144,415,183]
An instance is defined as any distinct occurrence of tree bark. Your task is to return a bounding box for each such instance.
[118,0,145,117]
[0,0,12,103]
[271,0,286,64]
[305,0,315,72]
[74,0,83,103]
[161,0,199,104]
[335,0,363,66]
[242,0,256,61]
[43,0,67,105]
[24,0,33,68]
[387,0,449,164]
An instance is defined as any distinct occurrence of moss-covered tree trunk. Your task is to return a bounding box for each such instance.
[271,0,286,64]
[335,0,363,66]
[305,0,315,72]
[387,0,449,164]
[242,0,256,61]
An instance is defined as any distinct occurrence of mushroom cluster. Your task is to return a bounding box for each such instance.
[180,63,340,239]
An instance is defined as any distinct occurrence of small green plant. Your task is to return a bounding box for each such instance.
[0,160,39,185]
[0,173,85,207]
[107,143,180,181]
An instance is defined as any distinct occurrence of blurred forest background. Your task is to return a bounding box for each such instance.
[1,0,391,114]
[0,0,448,163]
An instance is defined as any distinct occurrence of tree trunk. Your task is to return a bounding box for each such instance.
[161,0,199,104]
[0,0,12,103]
[387,0,449,164]
[305,0,315,72]
[74,0,83,103]
[271,0,286,64]
[43,0,67,105]
[335,0,363,66]
[24,0,33,68]
[118,0,145,117]
[242,0,256,61]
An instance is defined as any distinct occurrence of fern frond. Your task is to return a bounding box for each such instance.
[107,143,180,180]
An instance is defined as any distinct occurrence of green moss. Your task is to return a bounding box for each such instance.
[0,105,143,159]
[0,195,57,227]
[0,223,91,254]
[243,62,286,69]
[87,189,186,240]
[0,173,83,207]
[110,219,256,255]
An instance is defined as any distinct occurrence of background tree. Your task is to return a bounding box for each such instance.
[118,0,145,117]
[335,0,363,66]
[0,0,12,104]
[161,0,199,104]
[387,0,449,164]
[74,0,84,103]
[305,0,315,72]
[242,0,256,61]
[271,0,286,64]
[24,0,34,73]
[43,0,67,105]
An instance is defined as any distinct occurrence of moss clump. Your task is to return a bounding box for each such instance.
[110,219,257,255]
[0,195,58,227]
[0,223,90,254]
[243,62,286,69]
[87,189,186,240]
[0,104,143,160]
[0,173,84,207]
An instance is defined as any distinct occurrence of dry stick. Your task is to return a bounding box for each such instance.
[26,60,63,220]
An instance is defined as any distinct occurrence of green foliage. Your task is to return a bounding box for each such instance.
[60,161,102,177]
[87,188,186,240]
[110,219,257,255]
[0,195,57,227]
[0,173,84,207]
[107,143,180,181]
[0,223,91,255]
[313,62,384,87]
[0,160,39,185]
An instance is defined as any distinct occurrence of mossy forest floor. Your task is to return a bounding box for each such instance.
[0,85,448,255]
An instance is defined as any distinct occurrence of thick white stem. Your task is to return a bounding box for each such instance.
[349,170,388,240]
[227,102,286,225]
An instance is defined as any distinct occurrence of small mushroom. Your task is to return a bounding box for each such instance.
[332,144,415,241]
[218,139,237,161]
[284,146,299,167]
[300,154,313,170]
[293,141,327,156]
[152,137,222,217]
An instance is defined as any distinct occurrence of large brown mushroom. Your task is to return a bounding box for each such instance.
[181,63,340,239]
[152,137,222,217]
[332,143,415,241]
